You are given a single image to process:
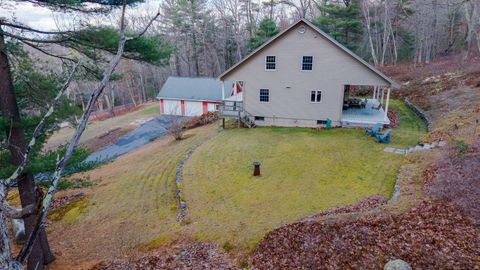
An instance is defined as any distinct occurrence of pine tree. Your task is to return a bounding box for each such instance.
[248,18,279,51]
[315,1,363,52]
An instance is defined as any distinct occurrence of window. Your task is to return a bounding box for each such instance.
[265,56,276,70]
[311,90,322,103]
[317,120,327,125]
[255,116,265,121]
[260,89,269,102]
[302,56,313,71]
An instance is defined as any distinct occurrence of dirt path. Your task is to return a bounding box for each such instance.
[46,123,220,268]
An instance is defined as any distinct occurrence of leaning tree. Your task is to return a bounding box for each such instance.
[0,0,172,269]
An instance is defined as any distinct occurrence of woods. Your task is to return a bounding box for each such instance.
[158,0,480,76]
[0,0,479,269]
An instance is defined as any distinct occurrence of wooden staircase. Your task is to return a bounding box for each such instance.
[219,101,256,128]
[241,111,256,128]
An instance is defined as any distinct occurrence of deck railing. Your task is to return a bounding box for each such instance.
[219,101,243,118]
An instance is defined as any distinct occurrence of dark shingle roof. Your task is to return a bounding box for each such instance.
[156,77,231,101]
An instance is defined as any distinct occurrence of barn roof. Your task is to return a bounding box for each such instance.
[218,19,399,88]
[157,77,231,102]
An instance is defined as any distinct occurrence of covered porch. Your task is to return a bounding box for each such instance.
[341,85,391,127]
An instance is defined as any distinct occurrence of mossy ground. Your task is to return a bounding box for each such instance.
[48,196,89,223]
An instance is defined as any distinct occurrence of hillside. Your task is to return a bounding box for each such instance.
[251,56,480,269]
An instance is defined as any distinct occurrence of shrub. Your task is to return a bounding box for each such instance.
[166,118,186,140]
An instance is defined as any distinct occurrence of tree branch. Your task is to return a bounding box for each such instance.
[0,21,74,35]
[1,62,80,188]
[0,30,71,44]
[16,0,130,263]
[135,11,161,38]
[0,202,36,219]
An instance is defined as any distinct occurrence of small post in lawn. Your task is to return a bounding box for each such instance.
[253,161,261,176]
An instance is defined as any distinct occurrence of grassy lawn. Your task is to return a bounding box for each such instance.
[388,100,428,148]
[45,103,160,151]
[48,124,219,263]
[47,100,425,265]
[182,100,426,250]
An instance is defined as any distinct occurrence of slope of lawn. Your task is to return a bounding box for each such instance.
[182,100,426,251]
[47,123,220,264]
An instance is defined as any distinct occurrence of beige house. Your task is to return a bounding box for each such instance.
[218,19,398,128]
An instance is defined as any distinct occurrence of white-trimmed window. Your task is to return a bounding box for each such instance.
[310,90,322,103]
[302,56,313,71]
[260,89,269,102]
[265,56,276,70]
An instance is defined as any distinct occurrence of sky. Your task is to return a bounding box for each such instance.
[0,0,162,31]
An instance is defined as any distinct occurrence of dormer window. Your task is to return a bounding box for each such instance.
[265,56,276,70]
[302,56,313,71]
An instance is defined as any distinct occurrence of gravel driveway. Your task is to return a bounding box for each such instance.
[84,115,184,163]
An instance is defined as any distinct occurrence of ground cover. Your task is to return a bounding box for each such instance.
[46,123,219,267]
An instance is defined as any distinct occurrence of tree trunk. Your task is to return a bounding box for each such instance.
[0,27,54,270]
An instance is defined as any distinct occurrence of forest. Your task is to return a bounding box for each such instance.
[4,0,480,112]
[0,0,479,269]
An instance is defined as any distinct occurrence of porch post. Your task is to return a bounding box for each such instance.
[373,87,376,99]
[384,87,391,121]
[221,81,225,101]
[381,87,385,105]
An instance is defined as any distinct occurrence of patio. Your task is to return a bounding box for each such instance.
[342,99,390,127]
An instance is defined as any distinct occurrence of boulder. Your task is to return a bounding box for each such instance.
[384,259,412,270]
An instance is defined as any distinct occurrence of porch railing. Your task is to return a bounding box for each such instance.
[219,101,243,118]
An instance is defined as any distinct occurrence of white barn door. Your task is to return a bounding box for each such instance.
[184,101,203,116]
[207,103,218,112]
[163,100,181,115]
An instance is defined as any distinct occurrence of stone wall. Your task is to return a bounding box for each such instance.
[404,98,433,132]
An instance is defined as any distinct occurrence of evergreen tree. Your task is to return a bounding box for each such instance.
[248,18,279,51]
[314,1,363,52]
[0,1,170,269]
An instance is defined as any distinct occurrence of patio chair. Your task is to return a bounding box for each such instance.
[375,129,392,144]
[372,103,382,110]
[365,123,383,137]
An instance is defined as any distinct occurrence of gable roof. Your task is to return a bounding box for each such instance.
[157,77,232,102]
[218,19,399,88]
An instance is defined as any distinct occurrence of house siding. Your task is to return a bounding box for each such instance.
[221,21,391,126]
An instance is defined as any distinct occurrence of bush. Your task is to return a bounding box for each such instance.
[166,118,186,140]
[183,111,219,129]
[167,112,219,141]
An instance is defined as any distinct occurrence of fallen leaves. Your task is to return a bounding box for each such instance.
[90,242,237,270]
[253,199,480,269]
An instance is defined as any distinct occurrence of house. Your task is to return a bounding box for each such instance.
[218,19,399,128]
[157,77,230,116]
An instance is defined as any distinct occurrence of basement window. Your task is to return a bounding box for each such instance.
[302,56,313,71]
[255,116,265,121]
[265,56,276,70]
[317,120,327,125]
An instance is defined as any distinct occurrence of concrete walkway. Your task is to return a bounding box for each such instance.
[84,115,184,163]
[384,141,447,155]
